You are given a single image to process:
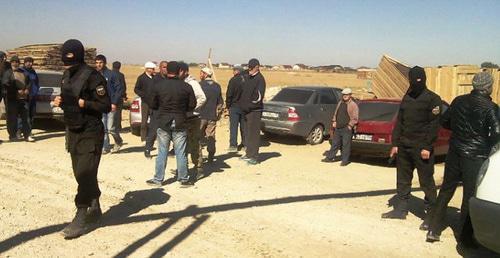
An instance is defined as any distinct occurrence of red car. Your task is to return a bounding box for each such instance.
[351,99,451,158]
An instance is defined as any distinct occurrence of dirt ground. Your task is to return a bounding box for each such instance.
[1,116,498,258]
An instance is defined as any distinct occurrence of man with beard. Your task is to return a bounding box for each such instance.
[381,66,441,231]
[426,72,500,247]
[52,39,111,239]
[20,57,39,126]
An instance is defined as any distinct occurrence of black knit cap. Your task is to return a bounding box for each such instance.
[24,56,34,63]
[61,39,85,66]
[178,62,189,72]
[167,61,180,74]
[95,54,107,64]
[112,61,121,69]
[10,55,20,63]
[248,58,260,69]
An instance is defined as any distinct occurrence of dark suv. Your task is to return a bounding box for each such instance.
[261,86,342,144]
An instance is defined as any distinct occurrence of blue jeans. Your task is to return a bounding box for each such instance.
[154,126,189,182]
[229,107,245,147]
[102,110,123,151]
[327,127,353,163]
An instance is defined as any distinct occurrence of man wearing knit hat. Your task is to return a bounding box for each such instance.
[52,39,111,239]
[426,72,500,247]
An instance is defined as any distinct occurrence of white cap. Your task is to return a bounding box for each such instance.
[342,88,352,95]
[201,67,213,76]
[144,61,156,69]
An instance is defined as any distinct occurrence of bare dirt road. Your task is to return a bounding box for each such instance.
[0,118,497,258]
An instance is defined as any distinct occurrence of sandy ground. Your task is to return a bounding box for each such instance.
[0,115,498,258]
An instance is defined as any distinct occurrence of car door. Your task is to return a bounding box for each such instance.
[317,89,339,135]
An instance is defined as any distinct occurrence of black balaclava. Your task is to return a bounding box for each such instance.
[61,39,85,66]
[407,66,426,98]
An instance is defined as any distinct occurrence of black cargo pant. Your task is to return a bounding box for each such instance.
[395,146,437,212]
[187,117,203,168]
[327,127,352,163]
[145,110,158,151]
[6,99,31,139]
[67,125,104,208]
[428,149,485,240]
[244,111,262,160]
[140,102,150,142]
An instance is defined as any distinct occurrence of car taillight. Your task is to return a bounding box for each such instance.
[130,101,140,112]
[287,107,300,122]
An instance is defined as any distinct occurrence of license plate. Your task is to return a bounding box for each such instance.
[354,134,372,141]
[262,111,279,118]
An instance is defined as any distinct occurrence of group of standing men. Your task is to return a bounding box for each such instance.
[380,66,499,248]
[0,52,39,143]
[134,58,266,186]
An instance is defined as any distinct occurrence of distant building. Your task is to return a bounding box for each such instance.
[293,64,308,70]
[282,65,293,70]
[357,68,376,79]
[217,62,231,69]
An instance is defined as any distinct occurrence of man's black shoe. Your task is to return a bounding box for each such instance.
[426,231,441,243]
[144,150,152,159]
[340,161,350,166]
[180,181,194,188]
[381,209,408,219]
[321,158,335,163]
[61,207,88,239]
[86,199,102,223]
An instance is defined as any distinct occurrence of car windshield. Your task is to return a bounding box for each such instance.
[272,89,313,104]
[359,102,399,121]
[38,73,62,88]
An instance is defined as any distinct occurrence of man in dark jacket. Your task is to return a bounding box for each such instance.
[426,72,500,246]
[226,65,246,152]
[52,39,111,239]
[3,56,32,141]
[134,62,156,156]
[96,55,124,154]
[381,66,442,230]
[0,51,12,143]
[239,58,266,165]
[20,57,39,126]
[146,61,196,186]
[199,67,224,164]
[112,61,126,130]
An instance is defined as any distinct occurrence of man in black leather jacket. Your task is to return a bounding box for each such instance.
[427,72,500,247]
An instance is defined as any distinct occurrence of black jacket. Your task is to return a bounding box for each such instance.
[392,88,442,151]
[226,73,245,108]
[239,71,266,113]
[61,63,111,132]
[148,77,196,130]
[441,90,500,158]
[134,72,154,104]
[200,78,223,121]
[0,61,11,101]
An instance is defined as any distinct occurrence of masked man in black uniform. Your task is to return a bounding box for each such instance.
[52,39,111,239]
[381,66,442,231]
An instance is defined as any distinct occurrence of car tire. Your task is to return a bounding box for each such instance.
[306,124,324,145]
[131,126,141,136]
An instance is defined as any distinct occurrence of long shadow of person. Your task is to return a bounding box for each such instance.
[386,194,459,221]
[87,188,170,233]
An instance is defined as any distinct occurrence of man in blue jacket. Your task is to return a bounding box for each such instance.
[95,54,124,154]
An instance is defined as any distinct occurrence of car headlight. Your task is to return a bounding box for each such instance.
[476,158,490,189]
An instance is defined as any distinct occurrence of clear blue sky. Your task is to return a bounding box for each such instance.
[1,0,499,68]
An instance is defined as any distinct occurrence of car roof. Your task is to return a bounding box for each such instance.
[285,86,343,91]
[37,70,64,75]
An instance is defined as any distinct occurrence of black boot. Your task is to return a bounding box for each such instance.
[86,199,102,223]
[207,153,215,163]
[61,207,88,239]
[381,209,408,219]
[426,231,440,242]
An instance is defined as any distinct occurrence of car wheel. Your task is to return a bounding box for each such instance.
[131,126,141,136]
[306,124,324,145]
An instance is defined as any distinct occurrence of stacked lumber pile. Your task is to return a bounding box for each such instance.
[7,44,96,71]
[372,55,499,104]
